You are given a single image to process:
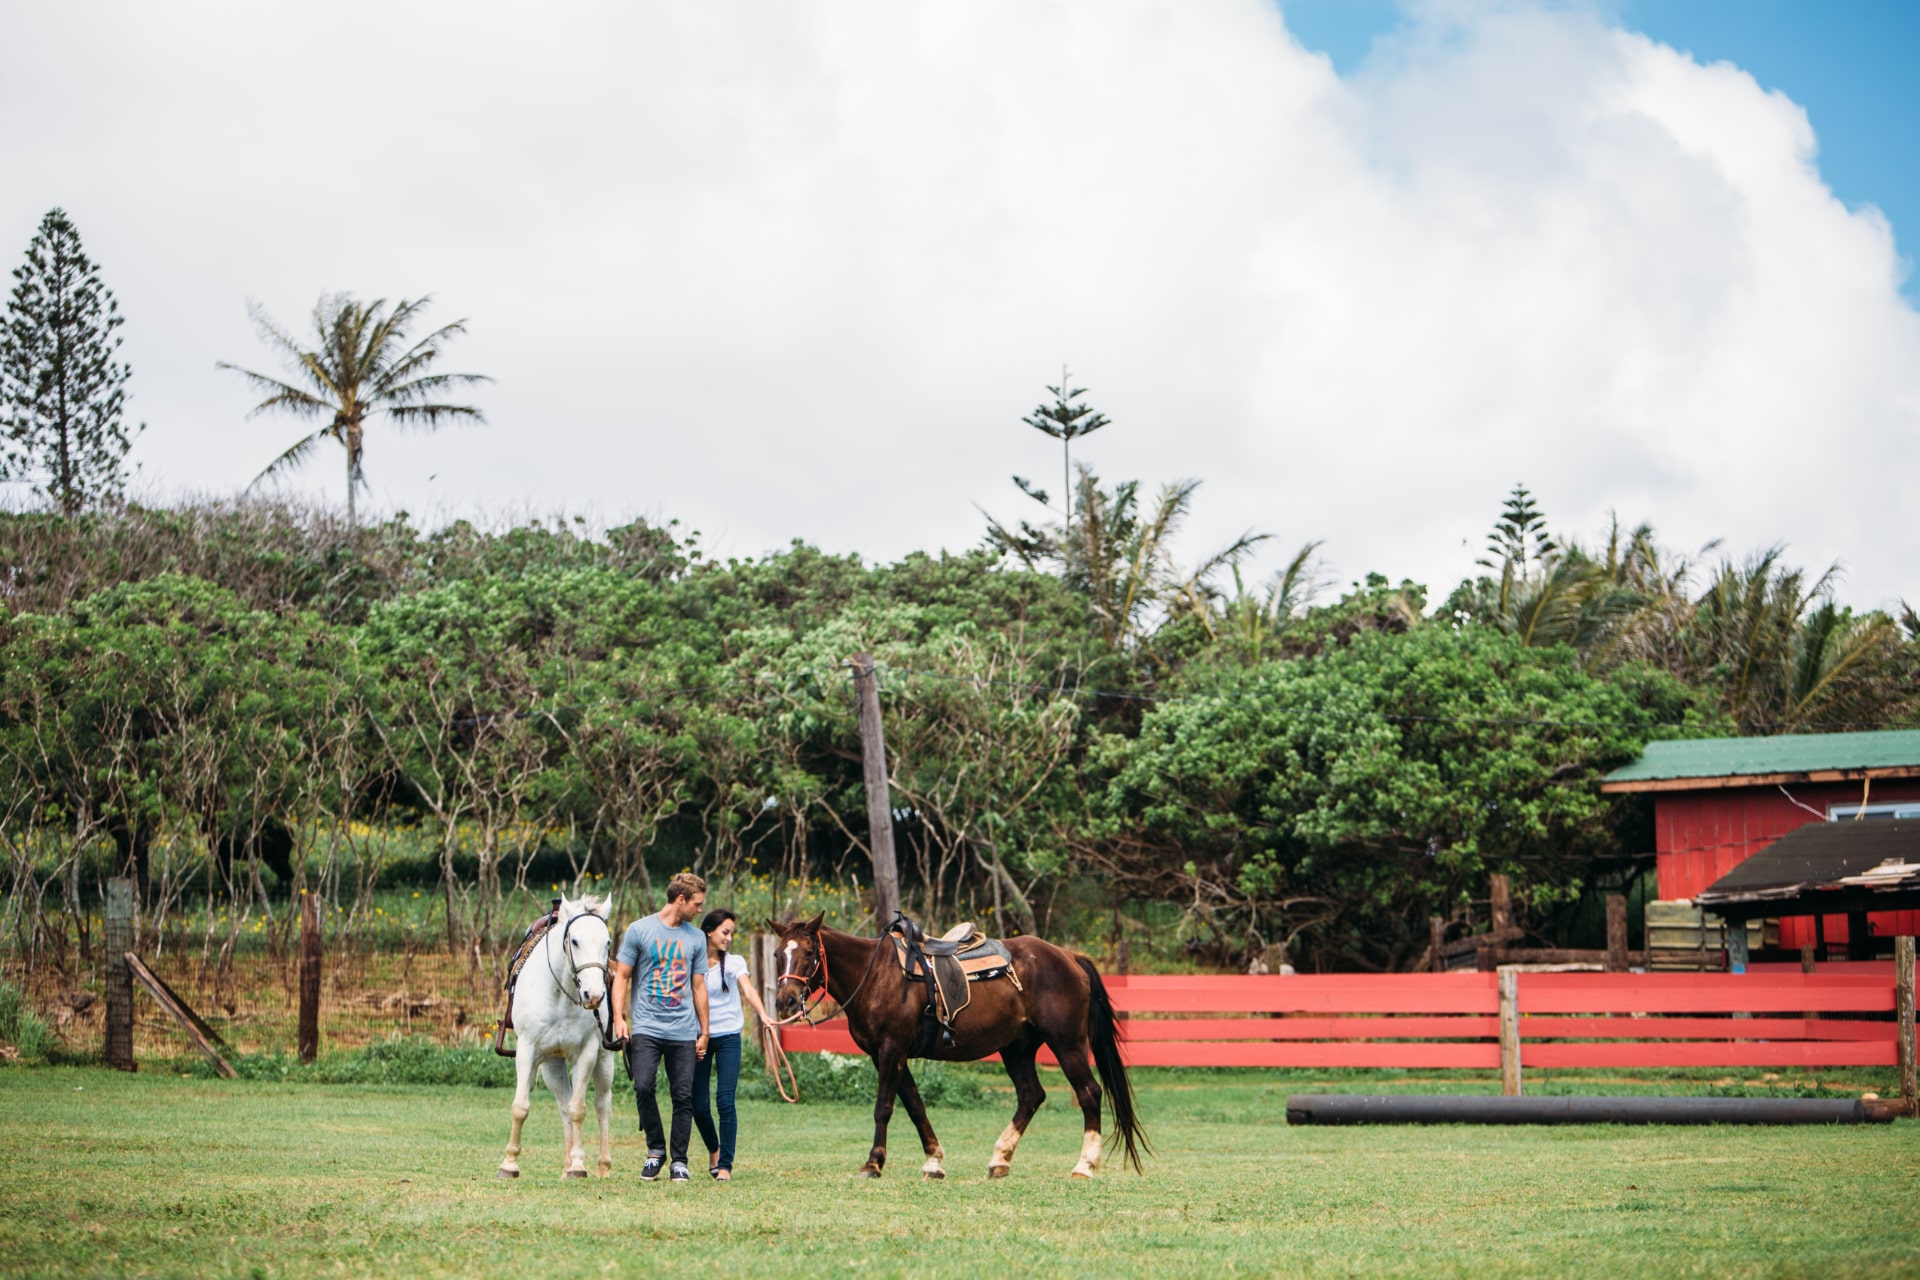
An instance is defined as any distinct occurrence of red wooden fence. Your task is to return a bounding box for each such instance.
[777,964,1898,1071]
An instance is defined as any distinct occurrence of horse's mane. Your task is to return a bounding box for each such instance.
[567,894,611,920]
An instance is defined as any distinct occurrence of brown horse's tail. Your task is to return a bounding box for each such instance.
[1076,954,1149,1173]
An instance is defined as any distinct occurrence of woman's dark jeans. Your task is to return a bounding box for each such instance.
[692,1031,742,1170]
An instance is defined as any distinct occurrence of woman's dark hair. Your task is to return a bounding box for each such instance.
[701,909,739,991]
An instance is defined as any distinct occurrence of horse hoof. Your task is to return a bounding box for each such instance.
[564,1170,588,1179]
[497,1168,519,1179]
[856,1168,882,1179]
[923,1170,945,1181]
[1072,1170,1096,1180]
[986,1165,1010,1180]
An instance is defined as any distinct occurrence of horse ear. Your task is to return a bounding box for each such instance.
[804,912,825,933]
[762,917,783,936]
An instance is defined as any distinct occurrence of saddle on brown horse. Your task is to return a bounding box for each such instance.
[887,915,1018,1053]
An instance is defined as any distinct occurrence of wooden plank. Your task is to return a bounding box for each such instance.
[1108,975,1498,1015]
[1113,1017,1502,1041]
[1500,949,1647,966]
[122,956,228,1048]
[1518,974,1894,1015]
[1118,1042,1504,1069]
[1108,1015,1892,1042]
[125,953,238,1080]
[1524,1041,1898,1069]
[1516,1017,1895,1042]
[1440,926,1525,959]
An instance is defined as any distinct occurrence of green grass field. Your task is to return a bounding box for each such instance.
[1,1065,1916,1279]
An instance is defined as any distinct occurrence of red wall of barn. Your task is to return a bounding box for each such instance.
[1654,780,1920,946]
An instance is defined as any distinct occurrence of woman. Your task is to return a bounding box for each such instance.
[692,908,770,1180]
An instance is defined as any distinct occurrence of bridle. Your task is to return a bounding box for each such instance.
[771,926,885,1027]
[546,910,624,1050]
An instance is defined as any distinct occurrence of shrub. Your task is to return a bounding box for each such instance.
[187,1035,515,1086]
[0,982,56,1065]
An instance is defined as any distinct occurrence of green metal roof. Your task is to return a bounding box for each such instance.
[1604,729,1920,785]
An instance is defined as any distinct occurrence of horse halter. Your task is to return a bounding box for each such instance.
[547,910,627,1051]
[772,930,832,1026]
[547,912,613,1014]
[771,926,887,1027]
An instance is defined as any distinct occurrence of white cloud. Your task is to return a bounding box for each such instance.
[1,0,1914,606]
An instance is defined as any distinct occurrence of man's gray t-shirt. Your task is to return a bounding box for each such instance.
[617,915,707,1041]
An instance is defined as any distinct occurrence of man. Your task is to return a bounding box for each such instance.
[611,872,711,1183]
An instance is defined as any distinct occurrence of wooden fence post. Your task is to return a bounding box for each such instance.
[1429,916,1446,973]
[1847,911,1874,963]
[849,653,900,927]
[1896,936,1916,1117]
[1479,875,1513,973]
[298,893,322,1063]
[1726,919,1749,974]
[1605,896,1629,972]
[755,932,779,1077]
[1498,966,1521,1097]
[104,878,135,1072]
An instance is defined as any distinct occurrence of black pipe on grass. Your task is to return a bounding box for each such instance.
[1284,1095,1897,1126]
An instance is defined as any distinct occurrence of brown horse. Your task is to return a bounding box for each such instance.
[765,915,1147,1179]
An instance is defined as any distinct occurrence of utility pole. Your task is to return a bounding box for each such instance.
[850,653,900,926]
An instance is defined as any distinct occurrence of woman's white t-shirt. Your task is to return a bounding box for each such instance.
[704,953,751,1036]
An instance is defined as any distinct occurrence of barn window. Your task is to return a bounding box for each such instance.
[1824,801,1920,821]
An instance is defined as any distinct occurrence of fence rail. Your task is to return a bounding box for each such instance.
[776,963,1908,1079]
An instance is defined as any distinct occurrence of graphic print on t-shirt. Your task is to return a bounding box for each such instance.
[647,936,691,1010]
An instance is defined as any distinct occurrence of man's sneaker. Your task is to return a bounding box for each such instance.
[669,1163,691,1183]
[640,1156,664,1182]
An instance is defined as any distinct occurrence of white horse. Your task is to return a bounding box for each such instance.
[498,895,621,1180]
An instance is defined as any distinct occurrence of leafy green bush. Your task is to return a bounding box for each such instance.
[0,982,56,1065]
[188,1035,515,1087]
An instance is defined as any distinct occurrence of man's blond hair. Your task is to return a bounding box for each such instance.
[664,872,707,904]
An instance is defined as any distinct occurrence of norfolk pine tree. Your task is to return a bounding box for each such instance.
[0,209,143,516]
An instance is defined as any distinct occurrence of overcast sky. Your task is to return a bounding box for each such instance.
[4,0,1916,610]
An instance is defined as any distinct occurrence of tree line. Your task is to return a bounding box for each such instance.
[1,207,1914,978]
[2,483,1914,978]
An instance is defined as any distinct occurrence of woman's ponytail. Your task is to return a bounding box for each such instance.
[700,908,739,992]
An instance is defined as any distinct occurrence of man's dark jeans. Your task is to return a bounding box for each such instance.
[626,1035,697,1164]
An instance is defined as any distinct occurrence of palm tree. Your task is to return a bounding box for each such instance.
[1687,550,1902,732]
[989,464,1265,652]
[219,294,489,524]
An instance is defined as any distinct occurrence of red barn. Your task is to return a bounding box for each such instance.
[1601,730,1920,953]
